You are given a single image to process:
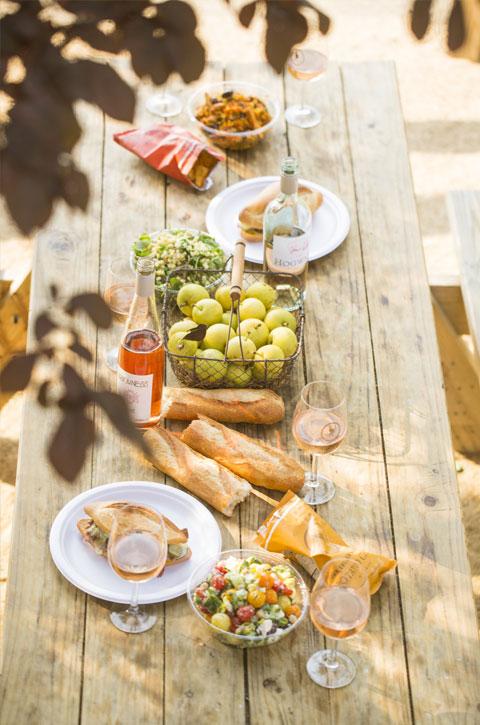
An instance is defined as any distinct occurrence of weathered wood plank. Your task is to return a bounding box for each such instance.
[448,190,480,367]
[430,274,469,335]
[432,296,480,453]
[343,61,480,721]
[284,63,411,724]
[80,62,168,725]
[0,101,104,723]
[162,63,248,725]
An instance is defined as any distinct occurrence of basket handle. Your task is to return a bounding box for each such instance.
[230,240,246,302]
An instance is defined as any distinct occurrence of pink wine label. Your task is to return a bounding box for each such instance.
[272,231,309,270]
[117,367,153,424]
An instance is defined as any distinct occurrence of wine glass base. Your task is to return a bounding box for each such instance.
[300,473,335,504]
[146,93,183,117]
[106,346,119,373]
[110,607,157,634]
[285,104,322,128]
[307,649,356,688]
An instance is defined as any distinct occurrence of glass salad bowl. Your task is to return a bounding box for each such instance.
[187,548,309,648]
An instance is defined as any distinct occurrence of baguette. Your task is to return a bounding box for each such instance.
[144,426,251,516]
[238,181,323,243]
[160,386,285,424]
[181,415,305,493]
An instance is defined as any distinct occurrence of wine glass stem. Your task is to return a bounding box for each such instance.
[310,454,320,489]
[300,81,306,112]
[129,582,140,611]
[325,638,340,669]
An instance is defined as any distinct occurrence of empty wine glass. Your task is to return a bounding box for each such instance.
[308,558,371,688]
[292,380,347,504]
[108,503,167,633]
[146,83,182,117]
[285,48,328,128]
[104,257,136,372]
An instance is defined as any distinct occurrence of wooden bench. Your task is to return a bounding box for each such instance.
[430,190,480,452]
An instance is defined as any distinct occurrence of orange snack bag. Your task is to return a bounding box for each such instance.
[254,490,397,594]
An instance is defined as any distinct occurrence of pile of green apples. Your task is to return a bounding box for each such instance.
[167,280,298,386]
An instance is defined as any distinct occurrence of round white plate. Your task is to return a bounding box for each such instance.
[206,176,350,264]
[49,480,222,604]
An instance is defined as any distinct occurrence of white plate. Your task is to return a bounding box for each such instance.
[206,176,350,264]
[49,481,222,604]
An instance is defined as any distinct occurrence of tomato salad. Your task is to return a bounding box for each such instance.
[193,555,303,637]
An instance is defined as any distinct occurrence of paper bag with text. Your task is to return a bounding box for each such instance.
[254,491,397,594]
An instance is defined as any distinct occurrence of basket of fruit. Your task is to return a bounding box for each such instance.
[162,241,304,389]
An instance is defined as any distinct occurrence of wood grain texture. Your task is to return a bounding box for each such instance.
[448,190,480,364]
[432,296,480,453]
[430,274,469,335]
[0,101,104,723]
[342,61,480,721]
[285,62,411,724]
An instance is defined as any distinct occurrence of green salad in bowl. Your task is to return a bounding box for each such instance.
[131,228,227,291]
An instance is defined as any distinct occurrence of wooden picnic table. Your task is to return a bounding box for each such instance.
[1,60,479,724]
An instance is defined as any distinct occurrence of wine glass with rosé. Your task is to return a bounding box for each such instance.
[104,257,136,372]
[292,380,347,504]
[285,48,328,128]
[108,503,167,633]
[308,558,371,688]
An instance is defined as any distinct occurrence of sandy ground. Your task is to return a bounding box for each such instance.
[1,0,480,645]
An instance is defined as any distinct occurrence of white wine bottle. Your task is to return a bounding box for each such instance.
[263,156,311,305]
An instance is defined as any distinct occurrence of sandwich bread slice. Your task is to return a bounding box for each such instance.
[77,500,192,566]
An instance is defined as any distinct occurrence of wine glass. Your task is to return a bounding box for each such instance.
[285,48,328,128]
[292,380,347,504]
[104,257,136,372]
[308,558,371,688]
[146,84,182,117]
[107,503,167,633]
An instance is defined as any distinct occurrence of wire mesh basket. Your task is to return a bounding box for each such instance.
[161,245,304,389]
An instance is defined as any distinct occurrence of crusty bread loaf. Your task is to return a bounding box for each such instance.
[238,181,323,242]
[160,387,285,424]
[181,415,305,492]
[144,426,251,516]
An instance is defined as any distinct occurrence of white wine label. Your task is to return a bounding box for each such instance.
[272,231,309,270]
[117,367,153,424]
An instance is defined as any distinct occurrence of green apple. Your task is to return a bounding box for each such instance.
[215,285,245,312]
[226,335,256,361]
[225,362,252,387]
[239,298,266,322]
[222,312,237,331]
[238,319,269,349]
[203,323,235,353]
[192,298,224,326]
[168,318,197,338]
[264,307,297,332]
[252,344,285,380]
[245,281,276,309]
[168,331,198,369]
[176,283,209,317]
[195,348,227,383]
[268,327,298,357]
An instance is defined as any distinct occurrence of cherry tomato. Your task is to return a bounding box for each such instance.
[230,617,241,633]
[237,605,256,622]
[247,589,266,608]
[215,563,227,574]
[265,588,278,604]
[211,575,226,590]
[195,588,205,599]
[272,580,284,591]
[282,586,293,596]
[258,573,274,588]
[211,613,231,631]
[285,604,301,618]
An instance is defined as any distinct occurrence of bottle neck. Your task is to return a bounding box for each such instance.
[280,173,298,196]
[135,273,155,297]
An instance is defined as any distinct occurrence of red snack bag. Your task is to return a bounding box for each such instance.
[113,123,224,190]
